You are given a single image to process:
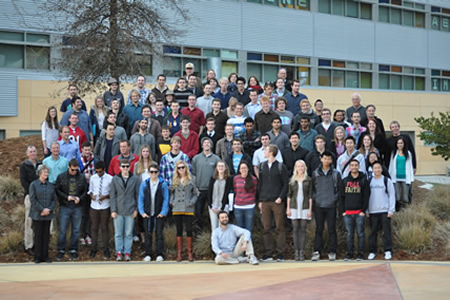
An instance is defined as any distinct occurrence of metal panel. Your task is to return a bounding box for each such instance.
[428,30,450,70]
[0,73,18,116]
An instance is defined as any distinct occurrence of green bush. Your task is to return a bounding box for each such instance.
[426,185,450,221]
[0,176,23,201]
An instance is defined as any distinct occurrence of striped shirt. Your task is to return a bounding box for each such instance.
[233,175,257,207]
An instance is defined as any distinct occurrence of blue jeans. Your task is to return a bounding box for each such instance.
[343,214,365,255]
[234,207,255,234]
[113,215,135,254]
[58,206,83,253]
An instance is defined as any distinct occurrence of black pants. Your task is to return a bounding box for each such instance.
[143,216,165,256]
[314,206,337,253]
[174,215,193,237]
[80,195,91,238]
[33,220,51,261]
[90,208,110,251]
[194,190,208,231]
[369,213,392,253]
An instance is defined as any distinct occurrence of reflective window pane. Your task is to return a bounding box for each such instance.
[346,0,358,18]
[263,64,278,82]
[361,72,372,88]
[346,71,358,88]
[163,56,181,77]
[404,10,413,27]
[26,34,50,43]
[203,49,220,57]
[319,69,331,86]
[403,76,414,90]
[379,74,389,89]
[26,46,50,70]
[319,0,331,13]
[391,74,402,90]
[247,63,262,81]
[391,8,401,25]
[379,6,389,23]
[332,70,344,87]
[0,44,24,68]
[0,31,24,42]
[332,0,344,16]
[221,50,238,59]
[222,61,238,77]
[415,12,425,28]
[361,3,372,20]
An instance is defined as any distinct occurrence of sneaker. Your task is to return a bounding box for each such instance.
[133,236,139,243]
[344,254,352,261]
[116,252,122,261]
[276,254,285,262]
[328,252,336,261]
[56,252,65,261]
[156,255,164,262]
[311,251,320,261]
[249,255,259,265]
[85,236,92,245]
[384,251,392,260]
[260,255,273,262]
[89,250,97,258]
[70,252,79,261]
[79,238,86,245]
[104,249,111,259]
[125,253,131,261]
[143,256,151,262]
[368,253,376,260]
[356,254,364,261]
[237,256,249,263]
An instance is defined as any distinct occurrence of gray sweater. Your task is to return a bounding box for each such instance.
[312,167,341,208]
[129,132,156,158]
[170,180,198,214]
[110,173,140,215]
[192,152,220,190]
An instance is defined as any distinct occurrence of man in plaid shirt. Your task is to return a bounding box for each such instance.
[239,117,261,158]
[159,136,191,188]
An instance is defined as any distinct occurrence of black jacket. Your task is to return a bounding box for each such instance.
[339,171,370,214]
[257,160,289,202]
[20,160,42,196]
[312,166,341,208]
[207,177,233,209]
[224,152,252,176]
[305,150,336,177]
[54,171,87,207]
[282,146,309,176]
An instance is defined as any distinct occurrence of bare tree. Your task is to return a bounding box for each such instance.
[40,0,188,93]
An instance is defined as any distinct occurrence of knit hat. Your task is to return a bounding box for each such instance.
[201,136,213,147]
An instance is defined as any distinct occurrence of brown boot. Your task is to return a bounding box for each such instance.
[186,237,194,262]
[176,237,183,262]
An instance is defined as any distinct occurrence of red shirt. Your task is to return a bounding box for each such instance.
[58,126,87,152]
[174,130,199,160]
[108,154,139,176]
[180,107,205,134]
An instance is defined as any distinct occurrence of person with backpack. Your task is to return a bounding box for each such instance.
[339,159,370,261]
[367,161,396,260]
[311,151,341,261]
[257,144,289,262]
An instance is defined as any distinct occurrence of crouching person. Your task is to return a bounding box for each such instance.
[110,159,140,261]
[138,162,169,262]
[211,211,259,265]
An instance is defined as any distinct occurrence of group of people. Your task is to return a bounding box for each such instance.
[21,63,415,265]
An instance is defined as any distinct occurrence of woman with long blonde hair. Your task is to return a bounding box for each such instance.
[330,126,346,159]
[170,160,197,262]
[134,145,153,182]
[89,96,107,143]
[286,160,312,261]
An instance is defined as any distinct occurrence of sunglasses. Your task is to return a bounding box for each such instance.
[69,168,78,172]
[121,165,130,168]
[177,166,186,170]
[149,170,159,174]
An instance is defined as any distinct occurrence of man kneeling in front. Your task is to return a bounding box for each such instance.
[211,211,259,265]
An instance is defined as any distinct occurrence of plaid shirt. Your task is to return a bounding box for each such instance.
[159,151,191,188]
[239,129,261,156]
[345,125,367,144]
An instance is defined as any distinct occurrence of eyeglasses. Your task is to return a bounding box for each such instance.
[69,168,78,172]
[149,170,159,174]
[177,166,186,170]
[120,165,130,168]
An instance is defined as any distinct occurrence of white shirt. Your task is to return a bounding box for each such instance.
[252,146,283,166]
[88,173,113,210]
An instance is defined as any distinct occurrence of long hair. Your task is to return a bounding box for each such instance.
[238,161,255,192]
[135,145,153,176]
[333,126,345,144]
[359,133,376,154]
[93,96,107,118]
[395,137,409,161]
[172,160,191,189]
[212,160,230,180]
[289,160,307,185]
[367,118,382,136]
[45,106,60,130]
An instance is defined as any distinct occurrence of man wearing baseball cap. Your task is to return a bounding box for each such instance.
[103,78,125,108]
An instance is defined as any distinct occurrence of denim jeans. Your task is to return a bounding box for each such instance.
[57,206,83,253]
[314,206,337,253]
[234,207,255,234]
[143,216,165,257]
[343,214,365,255]
[113,215,135,254]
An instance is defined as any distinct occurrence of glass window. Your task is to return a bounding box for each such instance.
[0,31,24,42]
[361,3,372,20]
[282,66,296,80]
[415,12,425,28]
[222,61,238,77]
[332,0,344,16]
[0,44,24,68]
[415,3,425,10]
[319,69,331,86]
[318,0,331,13]
[280,0,294,8]
[163,56,181,77]
[379,6,389,23]
[346,0,359,18]
[221,50,238,59]
[415,77,425,90]
[163,45,181,54]
[26,46,50,70]
[333,60,345,68]
[247,63,262,81]
[441,79,449,91]
[26,34,49,43]
[360,63,372,70]
[403,10,413,27]
[319,59,331,67]
[403,76,414,90]
[431,15,440,30]
[297,0,309,10]
[404,2,413,8]
[346,71,358,88]
[297,57,310,64]
[247,53,262,61]
[391,74,402,89]
[203,49,220,57]
[265,0,278,6]
[379,74,389,89]
[332,70,344,87]
[391,66,402,73]
[280,55,295,63]
[391,8,401,25]
[391,0,401,5]
[443,70,450,77]
[442,18,449,31]
[431,78,440,91]
[347,62,358,69]
[431,70,440,76]
[431,6,440,13]
[403,67,414,74]
[379,64,390,72]
[248,0,262,3]
[415,68,425,75]
[298,66,310,85]
[264,64,278,82]
[183,47,201,56]
[361,72,372,88]
[264,54,279,62]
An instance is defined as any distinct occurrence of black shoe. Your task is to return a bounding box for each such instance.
[34,259,41,264]
[70,252,79,261]
[25,248,34,256]
[356,254,364,261]
[89,250,97,258]
[260,255,273,262]
[104,249,111,259]
[56,252,64,261]
[44,258,52,263]
[344,254,353,261]
[277,254,285,262]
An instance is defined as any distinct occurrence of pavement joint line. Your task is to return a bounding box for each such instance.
[388,263,405,300]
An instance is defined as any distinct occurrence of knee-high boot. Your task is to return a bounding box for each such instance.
[176,236,183,262]
[186,237,194,262]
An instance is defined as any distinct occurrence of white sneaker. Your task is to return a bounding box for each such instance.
[311,251,320,261]
[79,238,86,245]
[143,256,151,262]
[249,255,259,265]
[237,256,249,263]
[156,255,164,262]
[368,253,376,260]
[384,251,392,260]
[328,252,336,261]
[133,236,140,242]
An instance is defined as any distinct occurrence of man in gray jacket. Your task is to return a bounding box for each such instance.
[192,137,220,231]
[94,123,120,171]
[129,118,156,158]
[311,151,341,262]
[110,159,140,261]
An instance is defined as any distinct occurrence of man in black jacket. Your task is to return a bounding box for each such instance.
[339,159,370,261]
[55,158,87,261]
[258,144,289,262]
[282,132,309,176]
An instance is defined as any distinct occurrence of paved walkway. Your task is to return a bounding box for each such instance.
[0,260,448,299]
[415,175,450,185]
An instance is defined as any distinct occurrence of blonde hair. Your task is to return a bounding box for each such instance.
[289,160,307,185]
[171,160,191,189]
[130,89,140,99]
[333,126,345,144]
[93,96,107,119]
[135,145,153,175]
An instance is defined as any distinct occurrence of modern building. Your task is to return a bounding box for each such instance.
[0,0,449,174]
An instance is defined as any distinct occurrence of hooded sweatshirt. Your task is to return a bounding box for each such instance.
[339,171,370,214]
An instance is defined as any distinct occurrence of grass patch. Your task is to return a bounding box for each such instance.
[432,222,450,257]
[0,176,23,201]
[426,185,450,221]
[0,231,23,254]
